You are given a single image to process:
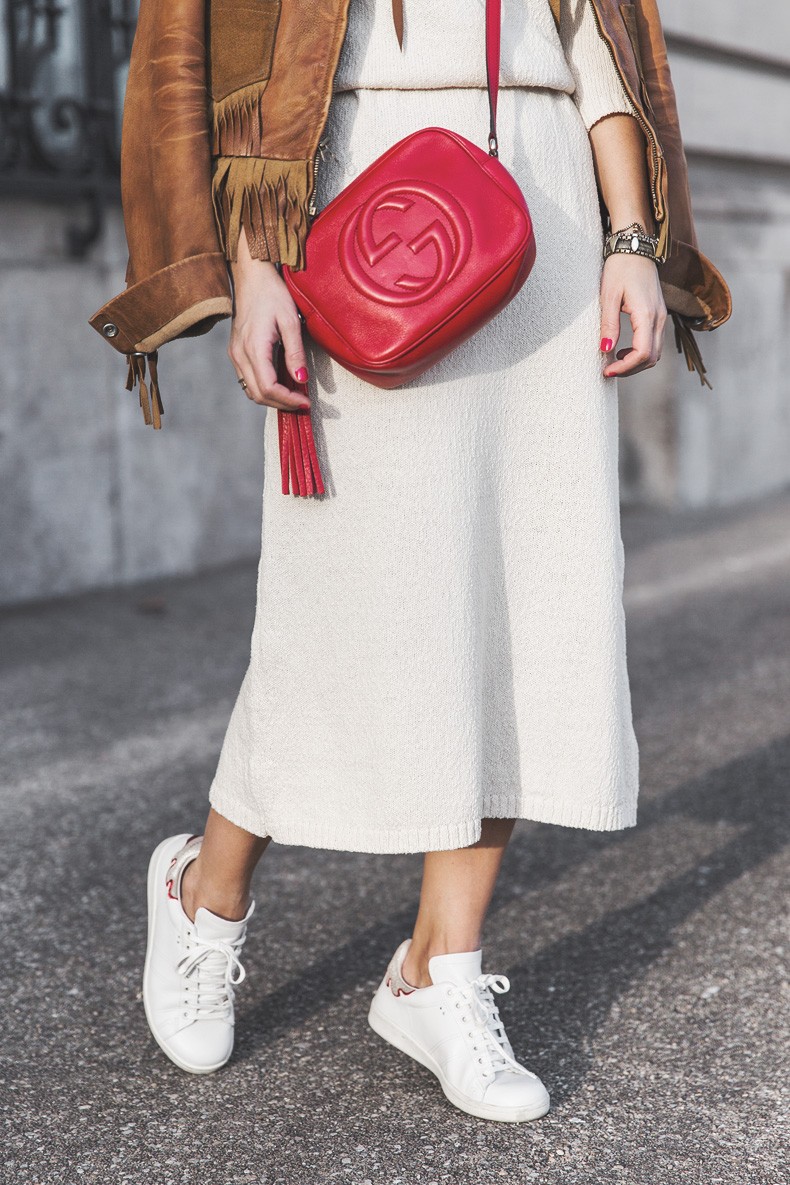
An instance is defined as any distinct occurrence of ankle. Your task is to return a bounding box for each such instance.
[180,860,251,924]
[402,934,482,989]
[401,946,432,988]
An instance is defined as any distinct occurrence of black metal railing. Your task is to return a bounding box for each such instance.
[0,0,137,254]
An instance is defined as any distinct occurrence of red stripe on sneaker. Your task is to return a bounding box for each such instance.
[386,974,414,997]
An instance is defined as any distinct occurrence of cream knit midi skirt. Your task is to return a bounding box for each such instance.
[209,82,640,852]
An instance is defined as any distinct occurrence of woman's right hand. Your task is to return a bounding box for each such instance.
[228,228,311,412]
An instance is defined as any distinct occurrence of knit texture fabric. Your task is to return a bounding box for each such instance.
[333,0,635,130]
[208,0,640,853]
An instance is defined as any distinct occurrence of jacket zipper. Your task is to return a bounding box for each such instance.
[587,0,667,260]
[308,138,330,218]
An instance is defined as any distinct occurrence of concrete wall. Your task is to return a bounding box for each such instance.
[619,0,790,508]
[0,202,264,605]
[2,1,790,604]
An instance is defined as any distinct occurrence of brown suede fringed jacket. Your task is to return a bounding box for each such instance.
[89,0,731,420]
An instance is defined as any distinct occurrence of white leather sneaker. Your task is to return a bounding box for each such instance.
[142,833,253,1074]
[368,938,550,1122]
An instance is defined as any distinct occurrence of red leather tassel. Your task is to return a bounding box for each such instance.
[277,409,324,496]
[289,408,307,492]
[277,408,289,494]
[275,349,325,496]
[299,410,324,493]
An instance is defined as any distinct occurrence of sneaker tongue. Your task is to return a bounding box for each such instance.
[428,948,483,987]
[193,903,251,943]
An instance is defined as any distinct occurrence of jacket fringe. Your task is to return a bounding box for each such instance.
[125,350,163,428]
[212,156,314,269]
[672,313,712,390]
[211,83,268,157]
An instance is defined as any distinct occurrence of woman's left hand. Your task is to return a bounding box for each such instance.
[599,254,667,379]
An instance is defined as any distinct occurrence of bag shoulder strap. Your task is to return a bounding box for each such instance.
[485,0,501,155]
[390,0,502,157]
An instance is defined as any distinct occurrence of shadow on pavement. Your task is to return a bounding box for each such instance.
[506,731,789,1102]
[230,732,788,1097]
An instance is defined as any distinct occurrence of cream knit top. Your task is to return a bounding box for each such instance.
[334,0,635,132]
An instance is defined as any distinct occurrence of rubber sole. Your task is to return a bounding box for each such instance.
[142,835,230,1076]
[368,997,550,1123]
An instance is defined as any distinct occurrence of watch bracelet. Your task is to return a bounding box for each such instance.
[603,221,659,263]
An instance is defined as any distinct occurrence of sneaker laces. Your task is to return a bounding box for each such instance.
[448,973,530,1079]
[177,935,247,1021]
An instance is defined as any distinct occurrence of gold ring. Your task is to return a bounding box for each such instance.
[237,377,248,390]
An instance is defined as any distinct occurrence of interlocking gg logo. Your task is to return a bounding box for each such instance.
[339,180,472,305]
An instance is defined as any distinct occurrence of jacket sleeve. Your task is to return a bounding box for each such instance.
[209,0,351,271]
[622,0,731,332]
[559,0,636,131]
[88,0,232,360]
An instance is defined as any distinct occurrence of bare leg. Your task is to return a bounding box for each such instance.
[181,807,270,923]
[401,817,516,988]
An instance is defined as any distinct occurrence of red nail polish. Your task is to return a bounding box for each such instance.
[600,338,613,353]
[295,367,309,383]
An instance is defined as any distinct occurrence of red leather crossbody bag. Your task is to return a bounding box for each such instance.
[278,0,536,496]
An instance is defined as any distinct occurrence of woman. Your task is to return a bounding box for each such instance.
[98,0,730,1124]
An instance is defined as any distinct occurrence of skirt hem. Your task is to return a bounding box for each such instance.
[208,784,638,854]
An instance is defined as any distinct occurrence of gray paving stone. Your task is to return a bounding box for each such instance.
[1,492,788,1185]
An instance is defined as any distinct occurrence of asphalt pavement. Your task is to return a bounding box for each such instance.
[1,489,789,1185]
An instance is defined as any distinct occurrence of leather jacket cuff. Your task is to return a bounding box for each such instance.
[88,252,233,355]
